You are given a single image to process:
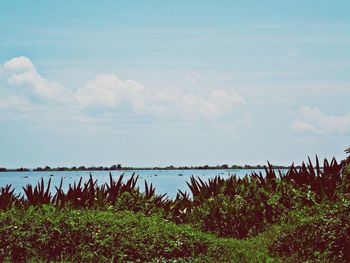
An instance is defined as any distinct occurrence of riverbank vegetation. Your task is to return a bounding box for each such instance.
[1,151,350,262]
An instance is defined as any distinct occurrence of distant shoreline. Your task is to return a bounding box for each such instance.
[0,165,295,172]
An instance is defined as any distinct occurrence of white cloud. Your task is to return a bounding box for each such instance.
[292,106,350,134]
[4,56,35,73]
[4,56,74,104]
[75,73,246,120]
[1,56,247,126]
[75,73,146,110]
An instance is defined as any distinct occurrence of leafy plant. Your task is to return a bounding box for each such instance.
[0,185,18,210]
[22,178,53,206]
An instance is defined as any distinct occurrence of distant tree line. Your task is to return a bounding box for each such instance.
[0,167,30,172]
[0,163,296,172]
[33,164,123,172]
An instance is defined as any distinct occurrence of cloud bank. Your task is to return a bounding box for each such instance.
[0,56,246,126]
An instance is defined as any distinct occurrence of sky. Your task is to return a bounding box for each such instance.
[0,1,349,168]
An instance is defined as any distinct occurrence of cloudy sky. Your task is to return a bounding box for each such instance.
[0,1,349,168]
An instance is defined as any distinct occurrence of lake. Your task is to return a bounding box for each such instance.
[0,169,272,199]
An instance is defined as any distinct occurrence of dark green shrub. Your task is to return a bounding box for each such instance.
[269,199,350,262]
[185,180,316,239]
[114,191,163,216]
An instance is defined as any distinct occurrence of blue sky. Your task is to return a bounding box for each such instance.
[0,1,349,168]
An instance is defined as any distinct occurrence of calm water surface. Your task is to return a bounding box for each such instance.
[0,169,269,199]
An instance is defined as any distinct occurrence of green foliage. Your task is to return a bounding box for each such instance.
[0,207,273,262]
[186,180,316,238]
[175,157,345,238]
[269,198,350,262]
[1,156,350,261]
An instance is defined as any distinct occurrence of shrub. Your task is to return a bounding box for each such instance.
[0,206,272,262]
[269,198,350,262]
[186,180,316,238]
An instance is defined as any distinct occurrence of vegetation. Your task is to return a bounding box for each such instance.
[269,199,350,262]
[1,150,350,262]
[0,207,275,262]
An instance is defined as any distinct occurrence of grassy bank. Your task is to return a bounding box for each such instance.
[0,154,350,262]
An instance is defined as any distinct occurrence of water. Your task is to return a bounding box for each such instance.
[0,169,267,199]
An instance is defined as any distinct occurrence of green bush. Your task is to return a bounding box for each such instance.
[186,181,316,238]
[0,206,272,262]
[269,198,350,262]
